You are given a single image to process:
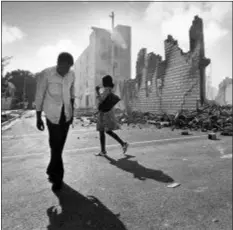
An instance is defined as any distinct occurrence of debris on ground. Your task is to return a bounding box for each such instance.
[116,102,232,133]
[167,182,181,188]
[75,115,97,127]
[221,130,233,136]
[212,218,219,223]
[208,133,217,140]
[74,102,232,134]
[181,131,190,135]
[220,154,232,159]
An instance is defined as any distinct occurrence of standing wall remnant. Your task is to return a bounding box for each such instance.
[215,77,232,105]
[121,15,210,114]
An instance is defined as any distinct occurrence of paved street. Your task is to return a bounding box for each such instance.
[2,111,232,230]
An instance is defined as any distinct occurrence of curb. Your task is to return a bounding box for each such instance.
[2,116,19,126]
[1,110,27,131]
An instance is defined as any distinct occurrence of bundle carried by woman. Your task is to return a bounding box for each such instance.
[98,92,121,112]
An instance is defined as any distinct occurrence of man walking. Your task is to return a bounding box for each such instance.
[35,52,75,191]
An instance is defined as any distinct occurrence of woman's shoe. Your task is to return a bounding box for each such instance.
[95,151,107,156]
[122,142,129,154]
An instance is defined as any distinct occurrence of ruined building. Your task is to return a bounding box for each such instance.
[215,77,232,105]
[120,15,210,114]
[74,25,131,109]
[205,73,218,101]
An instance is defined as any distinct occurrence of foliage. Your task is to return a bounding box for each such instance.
[1,56,12,77]
[4,69,36,109]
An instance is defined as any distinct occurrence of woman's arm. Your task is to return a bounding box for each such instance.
[96,88,110,105]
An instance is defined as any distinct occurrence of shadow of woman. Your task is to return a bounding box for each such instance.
[104,155,174,183]
[47,183,127,230]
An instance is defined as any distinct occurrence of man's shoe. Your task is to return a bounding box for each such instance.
[48,176,55,183]
[47,174,57,184]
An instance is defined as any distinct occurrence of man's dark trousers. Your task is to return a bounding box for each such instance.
[46,106,70,183]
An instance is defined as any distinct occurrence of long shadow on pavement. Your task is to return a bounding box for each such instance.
[47,183,127,230]
[104,155,174,183]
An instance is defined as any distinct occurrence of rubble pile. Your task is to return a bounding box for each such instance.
[75,103,232,136]
[116,111,174,127]
[117,103,233,135]
[171,104,232,134]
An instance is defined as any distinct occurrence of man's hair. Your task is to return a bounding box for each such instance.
[57,52,74,66]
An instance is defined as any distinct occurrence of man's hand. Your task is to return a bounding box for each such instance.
[36,111,45,131]
[37,118,45,131]
[70,98,75,128]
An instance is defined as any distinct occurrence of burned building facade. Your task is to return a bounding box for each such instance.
[121,16,210,114]
[74,25,131,110]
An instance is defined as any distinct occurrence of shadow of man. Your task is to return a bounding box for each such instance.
[47,183,127,230]
[104,155,174,183]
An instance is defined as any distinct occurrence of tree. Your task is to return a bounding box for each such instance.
[5,70,36,109]
[1,56,13,95]
[1,56,12,78]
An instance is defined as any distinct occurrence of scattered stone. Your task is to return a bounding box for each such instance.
[167,182,180,188]
[212,218,219,223]
[221,131,233,136]
[221,154,232,159]
[212,128,218,132]
[194,186,208,192]
[147,120,157,125]
[208,133,217,140]
[160,121,170,127]
[181,131,189,135]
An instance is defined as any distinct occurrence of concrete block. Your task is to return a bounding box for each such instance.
[208,133,217,140]
[181,131,189,135]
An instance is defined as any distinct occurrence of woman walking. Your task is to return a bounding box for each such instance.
[95,75,129,156]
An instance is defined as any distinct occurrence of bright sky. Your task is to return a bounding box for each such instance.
[2,1,232,88]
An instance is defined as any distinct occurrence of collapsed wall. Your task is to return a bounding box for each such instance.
[121,15,210,114]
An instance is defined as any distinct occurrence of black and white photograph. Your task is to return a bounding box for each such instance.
[1,1,232,229]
